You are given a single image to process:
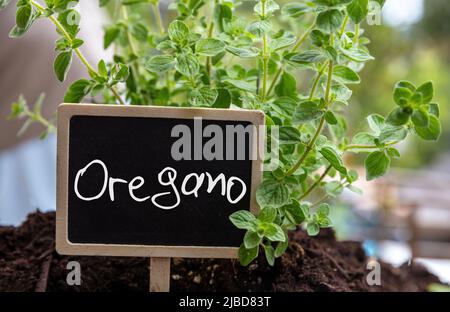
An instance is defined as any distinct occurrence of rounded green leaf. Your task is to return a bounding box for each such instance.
[54,51,73,82]
[175,53,199,77]
[195,38,226,56]
[168,20,189,43]
[238,243,259,266]
[264,223,286,242]
[411,108,430,128]
[347,0,369,24]
[320,146,347,174]
[64,79,91,103]
[145,55,175,73]
[189,87,218,107]
[364,151,390,181]
[279,126,301,144]
[281,3,312,18]
[264,245,275,266]
[333,65,361,84]
[258,207,277,223]
[212,88,231,108]
[293,100,324,123]
[256,180,290,208]
[414,115,441,141]
[16,3,32,29]
[282,200,306,224]
[229,210,256,230]
[378,125,407,143]
[306,222,320,236]
[244,231,260,249]
[274,72,297,98]
[416,81,434,104]
[386,107,412,126]
[275,235,289,257]
[247,20,272,37]
[316,9,344,34]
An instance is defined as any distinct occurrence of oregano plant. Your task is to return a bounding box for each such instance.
[1,0,442,266]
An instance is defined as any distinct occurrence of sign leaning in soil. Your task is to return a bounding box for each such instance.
[56,104,264,259]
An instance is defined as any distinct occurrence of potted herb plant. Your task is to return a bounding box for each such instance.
[0,0,443,290]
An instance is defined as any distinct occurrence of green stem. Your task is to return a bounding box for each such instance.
[354,23,360,45]
[299,165,332,201]
[205,1,216,83]
[121,6,142,98]
[309,64,325,100]
[324,60,333,102]
[152,2,165,34]
[286,60,333,176]
[344,141,400,151]
[260,0,268,102]
[339,15,349,38]
[266,21,316,98]
[261,34,269,102]
[121,6,139,56]
[30,0,125,105]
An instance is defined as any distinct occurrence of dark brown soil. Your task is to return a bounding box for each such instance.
[0,211,442,292]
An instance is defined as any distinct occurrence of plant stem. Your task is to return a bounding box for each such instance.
[338,15,349,38]
[266,21,316,98]
[344,141,400,151]
[205,1,216,84]
[299,165,332,201]
[30,0,125,105]
[260,0,269,102]
[324,60,333,102]
[121,6,142,99]
[261,34,269,102]
[286,60,333,176]
[152,1,165,34]
[354,23,360,45]
[309,64,325,100]
[121,6,139,56]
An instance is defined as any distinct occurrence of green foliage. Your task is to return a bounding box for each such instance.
[1,0,442,266]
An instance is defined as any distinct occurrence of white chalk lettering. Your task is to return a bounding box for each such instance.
[73,160,247,209]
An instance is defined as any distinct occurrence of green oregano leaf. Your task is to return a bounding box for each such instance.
[414,114,441,141]
[195,38,226,56]
[316,9,344,34]
[364,151,390,181]
[244,231,260,249]
[145,55,176,73]
[264,244,275,266]
[238,243,259,266]
[63,79,91,103]
[229,210,257,231]
[347,0,369,24]
[53,51,73,82]
[256,180,290,209]
[320,146,347,174]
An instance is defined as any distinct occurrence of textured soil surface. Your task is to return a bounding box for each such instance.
[0,211,442,292]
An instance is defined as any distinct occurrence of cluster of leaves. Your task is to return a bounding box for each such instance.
[1,0,442,266]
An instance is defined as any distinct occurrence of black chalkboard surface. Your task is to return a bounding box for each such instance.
[56,104,264,258]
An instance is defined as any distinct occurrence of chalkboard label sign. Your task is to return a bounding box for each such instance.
[56,104,264,258]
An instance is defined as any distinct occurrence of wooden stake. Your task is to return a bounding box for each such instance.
[149,257,171,292]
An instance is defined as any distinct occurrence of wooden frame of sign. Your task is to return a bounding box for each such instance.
[56,103,264,292]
